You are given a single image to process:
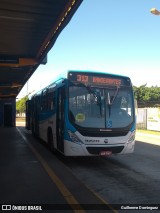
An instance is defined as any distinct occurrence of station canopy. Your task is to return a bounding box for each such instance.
[0,0,82,99]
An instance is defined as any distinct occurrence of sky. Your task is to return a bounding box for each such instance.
[17,0,160,99]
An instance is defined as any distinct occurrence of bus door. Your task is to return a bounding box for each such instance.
[26,100,31,130]
[56,86,65,153]
[32,96,40,137]
[34,96,40,136]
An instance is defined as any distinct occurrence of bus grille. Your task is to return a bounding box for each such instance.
[86,146,124,154]
[79,130,128,137]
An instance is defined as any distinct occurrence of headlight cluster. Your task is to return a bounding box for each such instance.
[127,131,135,143]
[67,130,83,144]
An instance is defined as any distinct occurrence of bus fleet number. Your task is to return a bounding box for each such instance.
[77,75,88,83]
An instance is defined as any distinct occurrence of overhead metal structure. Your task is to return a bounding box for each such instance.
[0,0,83,99]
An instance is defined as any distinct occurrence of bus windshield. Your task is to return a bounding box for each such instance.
[69,85,134,129]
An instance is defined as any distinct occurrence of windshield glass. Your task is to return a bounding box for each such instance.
[69,85,134,129]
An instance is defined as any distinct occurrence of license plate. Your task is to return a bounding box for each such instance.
[100,150,112,156]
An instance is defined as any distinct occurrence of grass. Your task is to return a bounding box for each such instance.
[137,129,160,136]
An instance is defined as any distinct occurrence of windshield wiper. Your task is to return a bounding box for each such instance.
[107,86,119,106]
[107,86,119,118]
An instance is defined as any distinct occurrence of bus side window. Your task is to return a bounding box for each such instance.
[48,91,55,111]
[41,89,48,111]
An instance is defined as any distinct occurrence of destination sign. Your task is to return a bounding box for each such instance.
[68,71,131,86]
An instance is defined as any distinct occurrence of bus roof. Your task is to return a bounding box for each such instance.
[30,70,132,98]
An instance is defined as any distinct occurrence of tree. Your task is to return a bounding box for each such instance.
[133,85,160,107]
[16,95,28,114]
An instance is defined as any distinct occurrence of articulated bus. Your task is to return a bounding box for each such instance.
[26,70,136,156]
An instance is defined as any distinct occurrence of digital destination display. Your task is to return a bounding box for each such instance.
[68,71,131,86]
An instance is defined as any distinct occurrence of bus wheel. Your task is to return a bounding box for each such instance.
[48,129,55,153]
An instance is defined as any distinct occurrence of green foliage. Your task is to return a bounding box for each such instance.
[16,95,28,113]
[133,85,160,107]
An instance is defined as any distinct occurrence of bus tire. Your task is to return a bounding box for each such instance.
[48,129,55,153]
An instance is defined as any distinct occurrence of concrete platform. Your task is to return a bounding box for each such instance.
[0,126,116,212]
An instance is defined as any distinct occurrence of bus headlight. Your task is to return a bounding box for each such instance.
[127,131,135,143]
[67,130,83,144]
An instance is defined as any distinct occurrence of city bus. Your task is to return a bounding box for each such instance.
[26,70,136,156]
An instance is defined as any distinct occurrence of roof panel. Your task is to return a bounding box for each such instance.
[0,0,83,98]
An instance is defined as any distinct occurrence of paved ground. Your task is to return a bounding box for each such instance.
[0,126,114,213]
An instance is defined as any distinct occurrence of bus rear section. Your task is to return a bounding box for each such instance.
[26,100,32,130]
